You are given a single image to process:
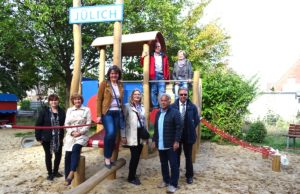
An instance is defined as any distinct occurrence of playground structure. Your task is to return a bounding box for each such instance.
[69,31,202,188]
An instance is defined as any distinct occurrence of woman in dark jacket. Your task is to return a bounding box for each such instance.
[35,94,66,181]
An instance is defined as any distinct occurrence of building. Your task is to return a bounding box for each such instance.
[0,94,18,125]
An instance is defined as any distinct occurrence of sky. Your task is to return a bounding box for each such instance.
[201,0,300,89]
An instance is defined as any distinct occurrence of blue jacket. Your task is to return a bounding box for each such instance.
[153,107,182,148]
[171,99,200,144]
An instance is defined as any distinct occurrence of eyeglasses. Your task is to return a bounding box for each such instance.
[179,94,188,96]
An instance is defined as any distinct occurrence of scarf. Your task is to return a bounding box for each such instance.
[50,108,60,153]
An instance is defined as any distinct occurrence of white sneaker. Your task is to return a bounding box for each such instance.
[157,181,168,188]
[167,185,177,193]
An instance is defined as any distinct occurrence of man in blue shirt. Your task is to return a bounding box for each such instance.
[152,93,182,193]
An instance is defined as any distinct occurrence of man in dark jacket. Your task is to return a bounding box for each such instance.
[152,93,182,193]
[171,87,200,184]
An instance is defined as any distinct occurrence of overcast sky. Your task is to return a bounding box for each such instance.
[201,0,300,89]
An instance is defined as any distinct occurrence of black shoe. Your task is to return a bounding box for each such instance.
[47,174,54,181]
[186,177,193,184]
[128,178,141,185]
[53,172,63,178]
[104,163,111,169]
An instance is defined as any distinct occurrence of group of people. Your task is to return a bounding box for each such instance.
[35,41,199,193]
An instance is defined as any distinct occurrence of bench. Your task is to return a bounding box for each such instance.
[17,110,35,117]
[285,124,300,149]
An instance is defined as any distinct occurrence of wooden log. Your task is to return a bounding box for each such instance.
[192,71,200,163]
[69,0,82,106]
[142,43,150,129]
[113,0,123,67]
[72,156,86,187]
[141,143,148,159]
[64,158,126,194]
[272,155,281,172]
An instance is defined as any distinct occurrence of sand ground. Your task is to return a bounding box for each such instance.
[0,129,299,194]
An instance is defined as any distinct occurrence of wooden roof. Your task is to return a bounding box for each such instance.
[91,31,166,56]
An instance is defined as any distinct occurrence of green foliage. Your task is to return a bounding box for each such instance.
[15,131,34,137]
[201,69,258,140]
[245,121,267,143]
[20,100,31,110]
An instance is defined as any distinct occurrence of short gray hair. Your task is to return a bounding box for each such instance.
[159,93,171,101]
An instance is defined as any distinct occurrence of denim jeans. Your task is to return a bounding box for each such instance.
[151,72,166,108]
[174,82,188,99]
[102,110,120,158]
[158,148,179,187]
[64,144,82,179]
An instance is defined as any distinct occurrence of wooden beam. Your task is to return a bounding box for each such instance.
[113,0,123,67]
[64,158,126,194]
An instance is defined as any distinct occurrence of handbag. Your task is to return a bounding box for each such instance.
[109,81,125,130]
[135,112,150,140]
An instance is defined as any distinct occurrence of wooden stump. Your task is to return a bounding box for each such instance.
[72,156,86,187]
[141,143,148,159]
[272,155,281,172]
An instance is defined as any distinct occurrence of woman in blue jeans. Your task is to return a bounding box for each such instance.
[64,94,91,186]
[96,65,124,168]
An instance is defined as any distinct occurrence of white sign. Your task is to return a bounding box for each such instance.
[69,4,123,24]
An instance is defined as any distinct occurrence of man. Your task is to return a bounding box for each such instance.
[171,87,200,184]
[141,41,170,108]
[152,93,182,193]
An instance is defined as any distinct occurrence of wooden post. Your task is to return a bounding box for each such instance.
[69,0,82,106]
[64,159,126,194]
[71,156,86,187]
[197,78,202,150]
[113,0,123,67]
[97,47,106,155]
[141,43,150,159]
[192,71,200,163]
[272,155,281,172]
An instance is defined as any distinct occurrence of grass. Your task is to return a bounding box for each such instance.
[15,131,34,137]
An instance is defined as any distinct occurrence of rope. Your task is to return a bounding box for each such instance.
[200,118,274,156]
[0,123,95,130]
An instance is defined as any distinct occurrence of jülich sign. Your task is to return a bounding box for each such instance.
[69,4,123,24]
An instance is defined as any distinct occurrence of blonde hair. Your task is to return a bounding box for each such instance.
[70,93,84,105]
[129,89,142,105]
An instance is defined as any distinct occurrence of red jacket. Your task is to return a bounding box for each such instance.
[141,52,170,80]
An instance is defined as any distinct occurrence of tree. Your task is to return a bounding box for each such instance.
[201,68,258,140]
[0,2,38,98]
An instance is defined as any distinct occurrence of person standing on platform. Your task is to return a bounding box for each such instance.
[141,41,170,108]
[172,50,193,99]
[171,87,200,184]
[96,65,124,169]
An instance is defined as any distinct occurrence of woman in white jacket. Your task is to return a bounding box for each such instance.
[121,89,147,185]
[64,94,91,186]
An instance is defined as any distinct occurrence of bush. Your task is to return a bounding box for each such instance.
[245,121,267,143]
[20,100,31,110]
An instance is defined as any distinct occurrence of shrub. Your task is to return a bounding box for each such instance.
[245,121,267,143]
[20,100,31,110]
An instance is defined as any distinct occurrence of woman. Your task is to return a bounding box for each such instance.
[172,50,193,99]
[64,93,91,186]
[122,89,147,185]
[35,94,66,181]
[96,65,124,169]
